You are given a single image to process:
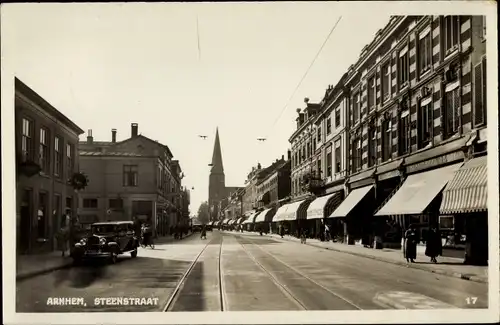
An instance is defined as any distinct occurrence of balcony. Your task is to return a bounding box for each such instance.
[301,173,325,194]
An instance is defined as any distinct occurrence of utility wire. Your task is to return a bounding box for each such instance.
[196,15,201,61]
[265,16,343,139]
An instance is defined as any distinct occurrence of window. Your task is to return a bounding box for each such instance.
[123,165,139,186]
[54,137,62,177]
[398,48,409,86]
[307,142,311,158]
[481,16,486,39]
[353,92,360,124]
[473,57,487,126]
[399,111,411,155]
[317,159,322,177]
[418,100,433,148]
[352,137,362,172]
[157,166,162,188]
[382,119,392,162]
[334,140,341,173]
[39,128,50,173]
[83,198,98,208]
[21,118,34,161]
[381,63,390,102]
[368,128,377,167]
[317,127,322,142]
[326,117,332,135]
[419,28,432,74]
[445,87,460,137]
[109,198,124,210]
[368,76,376,110]
[313,138,317,151]
[335,107,341,127]
[66,144,73,176]
[326,148,332,178]
[443,16,459,54]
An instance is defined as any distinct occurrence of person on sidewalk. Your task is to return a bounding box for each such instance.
[425,226,442,263]
[404,224,418,263]
[300,227,307,244]
[279,224,285,238]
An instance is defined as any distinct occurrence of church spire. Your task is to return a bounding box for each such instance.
[210,127,224,174]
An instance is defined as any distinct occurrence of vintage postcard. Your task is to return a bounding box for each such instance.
[1,1,498,324]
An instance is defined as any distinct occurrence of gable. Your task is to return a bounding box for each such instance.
[111,136,166,157]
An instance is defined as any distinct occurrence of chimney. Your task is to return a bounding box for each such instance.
[87,129,93,144]
[282,155,284,161]
[111,129,117,143]
[131,123,138,137]
[287,150,291,160]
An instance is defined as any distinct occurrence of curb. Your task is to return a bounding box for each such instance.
[16,262,73,282]
[247,233,488,284]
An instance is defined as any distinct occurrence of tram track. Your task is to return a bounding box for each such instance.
[162,232,226,312]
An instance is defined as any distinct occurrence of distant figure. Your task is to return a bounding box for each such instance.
[404,224,418,263]
[425,226,442,263]
[200,225,207,240]
[279,224,285,238]
[300,228,307,244]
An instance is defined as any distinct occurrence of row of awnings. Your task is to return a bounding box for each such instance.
[239,156,487,223]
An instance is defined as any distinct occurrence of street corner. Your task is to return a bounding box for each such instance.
[373,291,458,310]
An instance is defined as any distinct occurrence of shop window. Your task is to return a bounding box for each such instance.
[21,118,34,161]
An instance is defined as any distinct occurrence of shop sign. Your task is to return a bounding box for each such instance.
[406,151,463,174]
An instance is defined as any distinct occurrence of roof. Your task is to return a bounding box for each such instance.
[79,151,145,157]
[92,221,134,225]
[15,77,85,135]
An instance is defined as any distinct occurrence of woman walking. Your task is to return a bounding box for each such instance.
[404,224,418,263]
[425,226,442,263]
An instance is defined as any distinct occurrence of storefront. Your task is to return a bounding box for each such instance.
[275,199,311,236]
[330,185,375,245]
[306,191,343,240]
[254,208,276,233]
[439,155,488,265]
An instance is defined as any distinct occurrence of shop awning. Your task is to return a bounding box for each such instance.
[255,208,272,223]
[440,156,487,214]
[272,204,290,222]
[243,210,259,224]
[330,185,374,218]
[307,192,343,220]
[375,163,462,216]
[277,199,309,221]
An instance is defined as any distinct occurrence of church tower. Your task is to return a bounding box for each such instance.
[208,127,226,221]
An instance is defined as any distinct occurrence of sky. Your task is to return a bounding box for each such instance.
[2,2,406,214]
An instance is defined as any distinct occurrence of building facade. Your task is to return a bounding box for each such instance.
[255,156,291,209]
[78,123,184,236]
[15,78,84,254]
[332,15,488,258]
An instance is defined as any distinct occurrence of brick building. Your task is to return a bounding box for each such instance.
[15,78,84,254]
[325,16,488,262]
[78,123,185,236]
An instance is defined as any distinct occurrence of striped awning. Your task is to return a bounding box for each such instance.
[331,185,374,218]
[243,210,259,224]
[255,208,273,223]
[375,163,462,216]
[440,156,487,214]
[275,199,309,221]
[307,192,343,220]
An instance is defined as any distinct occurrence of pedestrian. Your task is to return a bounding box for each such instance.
[324,222,331,242]
[200,225,207,240]
[300,227,307,244]
[404,224,418,263]
[279,223,285,238]
[425,226,442,263]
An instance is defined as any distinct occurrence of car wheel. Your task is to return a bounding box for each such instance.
[131,249,138,258]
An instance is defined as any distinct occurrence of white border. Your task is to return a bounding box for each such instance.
[2,1,499,324]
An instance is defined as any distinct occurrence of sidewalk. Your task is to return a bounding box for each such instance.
[16,233,193,281]
[236,231,488,284]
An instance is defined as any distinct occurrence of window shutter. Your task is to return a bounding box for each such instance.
[474,62,484,126]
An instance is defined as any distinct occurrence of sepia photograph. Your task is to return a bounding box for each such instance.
[1,1,498,324]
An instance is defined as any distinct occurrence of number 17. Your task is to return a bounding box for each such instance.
[466,297,478,304]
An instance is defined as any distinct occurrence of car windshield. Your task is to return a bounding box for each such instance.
[92,225,117,234]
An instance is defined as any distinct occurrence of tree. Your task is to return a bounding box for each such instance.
[197,201,210,224]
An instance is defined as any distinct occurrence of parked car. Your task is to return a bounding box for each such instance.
[72,221,139,264]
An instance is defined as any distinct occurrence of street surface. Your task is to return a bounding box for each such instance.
[16,230,487,312]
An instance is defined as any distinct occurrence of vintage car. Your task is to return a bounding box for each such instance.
[72,221,139,264]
